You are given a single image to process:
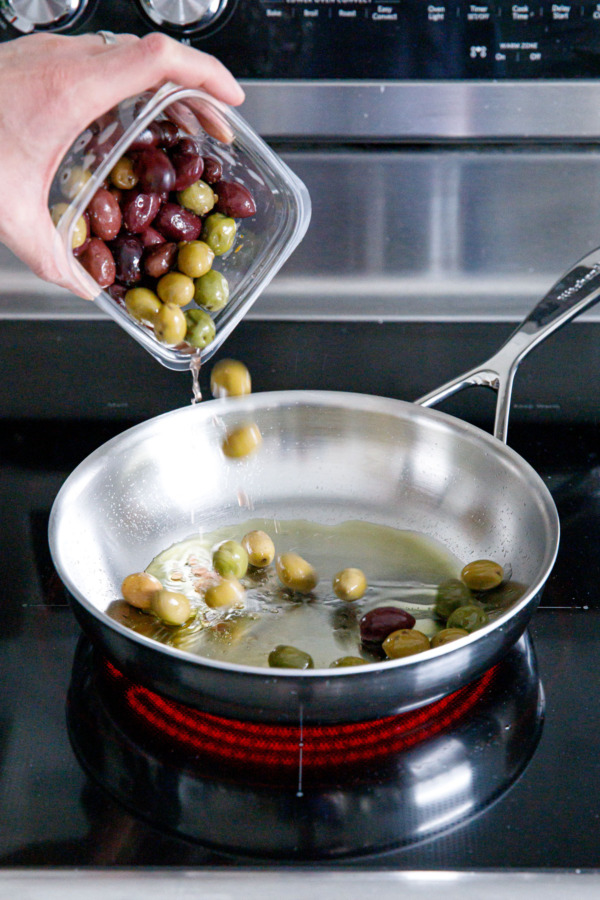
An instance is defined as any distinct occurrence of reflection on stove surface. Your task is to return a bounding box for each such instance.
[67,635,544,860]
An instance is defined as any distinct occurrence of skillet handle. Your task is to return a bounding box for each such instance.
[415,246,600,444]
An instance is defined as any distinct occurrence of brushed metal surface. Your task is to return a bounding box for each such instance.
[240,81,600,141]
[5,149,600,322]
[1,868,600,898]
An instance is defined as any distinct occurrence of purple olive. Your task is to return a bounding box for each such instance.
[134,147,176,194]
[79,238,116,288]
[359,606,416,645]
[110,234,144,285]
[214,180,257,218]
[143,241,177,278]
[108,282,127,304]
[128,122,161,152]
[202,156,223,184]
[140,226,166,248]
[156,120,180,148]
[121,189,162,233]
[173,154,204,191]
[152,202,202,242]
[171,138,204,190]
[87,188,122,241]
[87,121,124,165]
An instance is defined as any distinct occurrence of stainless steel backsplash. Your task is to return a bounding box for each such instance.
[3,146,600,323]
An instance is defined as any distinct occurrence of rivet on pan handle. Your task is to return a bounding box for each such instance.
[415,247,600,444]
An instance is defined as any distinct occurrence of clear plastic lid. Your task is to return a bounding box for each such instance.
[50,83,311,371]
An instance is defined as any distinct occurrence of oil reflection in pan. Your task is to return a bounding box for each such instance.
[66,634,544,860]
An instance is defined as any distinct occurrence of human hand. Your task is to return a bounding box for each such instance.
[0,31,245,297]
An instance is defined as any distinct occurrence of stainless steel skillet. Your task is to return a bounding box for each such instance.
[49,246,600,724]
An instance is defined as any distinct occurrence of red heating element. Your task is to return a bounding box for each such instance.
[102,659,497,770]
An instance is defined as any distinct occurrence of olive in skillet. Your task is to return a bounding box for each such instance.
[330,656,367,668]
[431,627,470,648]
[150,589,191,626]
[242,530,275,568]
[446,604,489,633]
[359,606,416,645]
[121,572,162,610]
[213,540,249,579]
[204,578,245,609]
[276,552,318,594]
[382,629,430,660]
[333,567,367,601]
[461,559,504,591]
[268,645,314,670]
[435,578,473,620]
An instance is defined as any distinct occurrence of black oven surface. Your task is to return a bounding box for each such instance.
[1,319,600,871]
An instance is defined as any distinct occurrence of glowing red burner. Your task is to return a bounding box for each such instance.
[102,660,497,769]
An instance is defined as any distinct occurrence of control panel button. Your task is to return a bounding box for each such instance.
[0,0,86,32]
[137,0,230,30]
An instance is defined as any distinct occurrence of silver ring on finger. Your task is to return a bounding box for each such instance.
[97,30,117,46]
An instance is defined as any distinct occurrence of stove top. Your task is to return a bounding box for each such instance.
[1,319,600,874]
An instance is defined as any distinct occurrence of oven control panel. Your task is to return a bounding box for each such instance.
[1,0,600,78]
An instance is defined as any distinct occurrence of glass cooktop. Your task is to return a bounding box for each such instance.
[1,319,600,868]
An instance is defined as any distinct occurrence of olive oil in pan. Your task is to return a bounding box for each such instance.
[109,519,464,669]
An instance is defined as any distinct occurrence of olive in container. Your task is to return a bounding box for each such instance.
[49,83,311,371]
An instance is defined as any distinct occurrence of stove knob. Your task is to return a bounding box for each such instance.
[137,0,229,31]
[0,0,87,33]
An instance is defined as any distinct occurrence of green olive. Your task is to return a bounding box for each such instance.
[268,644,314,670]
[184,308,216,349]
[154,302,187,345]
[204,578,245,609]
[194,269,230,312]
[210,359,251,398]
[434,578,473,621]
[221,423,262,459]
[202,212,237,256]
[213,540,248,579]
[124,287,162,325]
[157,271,195,307]
[50,203,88,249]
[177,180,216,216]
[330,656,367,668]
[242,530,275,568]
[150,589,191,625]
[431,627,470,648]
[382,629,430,659]
[481,580,527,612]
[110,156,138,190]
[332,567,367,601]
[177,240,214,278]
[446,604,489,633]
[461,559,504,591]
[121,572,162,610]
[61,165,92,200]
[276,552,318,594]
